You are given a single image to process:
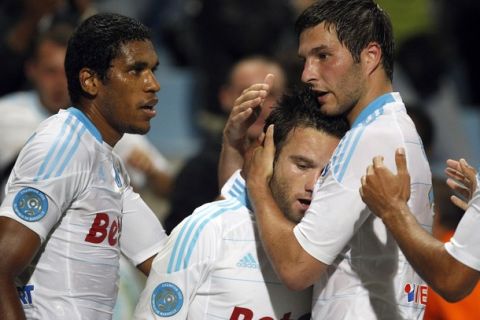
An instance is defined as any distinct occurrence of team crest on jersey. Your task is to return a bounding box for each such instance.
[151,282,183,317]
[13,187,48,222]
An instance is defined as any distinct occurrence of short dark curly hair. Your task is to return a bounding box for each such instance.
[64,13,152,104]
[265,85,349,158]
[295,0,394,81]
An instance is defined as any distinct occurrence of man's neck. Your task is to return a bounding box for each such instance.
[76,102,122,146]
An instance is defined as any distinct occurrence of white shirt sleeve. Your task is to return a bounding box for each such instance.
[0,129,87,241]
[120,186,167,266]
[293,121,410,264]
[133,210,219,319]
[445,174,480,271]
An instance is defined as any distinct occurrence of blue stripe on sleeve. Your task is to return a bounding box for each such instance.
[54,125,87,177]
[43,118,80,179]
[182,202,243,269]
[35,114,73,181]
[167,198,237,273]
[335,126,366,183]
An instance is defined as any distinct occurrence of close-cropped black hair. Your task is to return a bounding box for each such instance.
[295,0,394,81]
[265,85,349,158]
[65,13,152,103]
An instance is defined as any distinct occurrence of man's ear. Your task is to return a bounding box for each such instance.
[79,68,99,97]
[362,42,382,76]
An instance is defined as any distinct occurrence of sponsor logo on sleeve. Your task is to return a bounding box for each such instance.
[151,282,183,317]
[13,187,48,222]
[404,283,428,305]
[17,285,34,306]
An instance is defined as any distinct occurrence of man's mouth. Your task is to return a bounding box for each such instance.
[298,198,312,210]
[140,98,158,117]
[142,98,158,109]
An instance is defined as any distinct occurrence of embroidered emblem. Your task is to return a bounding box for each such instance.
[151,282,183,317]
[13,188,48,222]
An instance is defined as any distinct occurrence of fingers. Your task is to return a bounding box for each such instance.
[446,177,470,200]
[241,83,269,95]
[366,164,374,175]
[372,156,384,168]
[264,73,275,89]
[232,94,263,114]
[446,159,460,171]
[263,125,275,152]
[257,132,265,144]
[394,148,408,174]
[445,159,464,180]
[445,166,466,182]
[230,107,253,123]
[450,195,469,211]
[459,158,477,186]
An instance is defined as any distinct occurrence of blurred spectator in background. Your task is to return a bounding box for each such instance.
[424,177,480,319]
[147,0,296,120]
[0,0,96,97]
[406,105,435,160]
[393,32,476,174]
[0,23,73,195]
[436,0,480,106]
[164,56,286,234]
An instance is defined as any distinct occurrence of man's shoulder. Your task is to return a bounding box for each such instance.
[19,114,98,175]
[177,198,250,238]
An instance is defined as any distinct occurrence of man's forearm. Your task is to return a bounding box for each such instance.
[0,278,26,320]
[382,205,478,301]
[218,142,244,189]
[249,182,321,290]
[147,169,172,198]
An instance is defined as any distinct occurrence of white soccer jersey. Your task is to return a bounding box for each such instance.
[445,173,480,271]
[293,93,433,319]
[134,170,312,320]
[0,107,166,319]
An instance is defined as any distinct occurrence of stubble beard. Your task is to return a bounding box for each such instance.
[270,175,302,224]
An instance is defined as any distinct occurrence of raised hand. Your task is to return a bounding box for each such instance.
[223,74,274,153]
[246,124,276,189]
[445,158,477,211]
[360,148,411,219]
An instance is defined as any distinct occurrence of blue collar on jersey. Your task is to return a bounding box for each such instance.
[351,93,396,128]
[227,173,253,211]
[67,107,103,143]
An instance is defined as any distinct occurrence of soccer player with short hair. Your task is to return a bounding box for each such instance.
[240,0,434,318]
[0,13,166,319]
[133,86,348,319]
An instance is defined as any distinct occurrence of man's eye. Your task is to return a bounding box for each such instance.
[297,164,308,170]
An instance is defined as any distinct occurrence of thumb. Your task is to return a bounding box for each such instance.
[264,73,275,91]
[395,148,408,175]
[264,124,275,154]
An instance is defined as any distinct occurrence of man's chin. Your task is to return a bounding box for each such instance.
[285,210,304,224]
[125,124,150,135]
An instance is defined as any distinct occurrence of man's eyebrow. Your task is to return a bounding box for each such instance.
[290,155,315,165]
[298,45,329,58]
